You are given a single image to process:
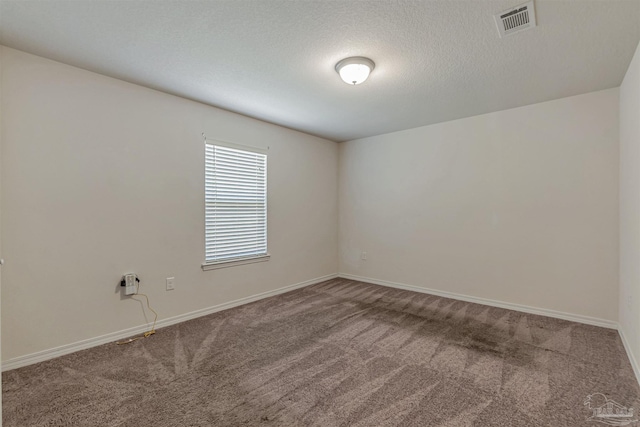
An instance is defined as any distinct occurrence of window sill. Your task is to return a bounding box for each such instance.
[201,254,271,271]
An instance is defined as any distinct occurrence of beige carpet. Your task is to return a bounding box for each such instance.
[2,278,639,426]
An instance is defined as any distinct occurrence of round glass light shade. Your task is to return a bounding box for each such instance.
[335,57,375,85]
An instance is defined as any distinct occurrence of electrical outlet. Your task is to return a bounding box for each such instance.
[124,273,136,296]
[361,251,367,261]
[166,277,175,291]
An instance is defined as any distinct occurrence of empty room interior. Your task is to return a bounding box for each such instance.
[1,0,640,425]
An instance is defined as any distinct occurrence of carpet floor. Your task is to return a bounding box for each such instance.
[2,278,639,426]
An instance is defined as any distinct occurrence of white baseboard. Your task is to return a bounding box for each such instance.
[339,274,640,387]
[1,273,338,372]
[2,272,626,373]
[338,273,619,329]
[618,326,640,387]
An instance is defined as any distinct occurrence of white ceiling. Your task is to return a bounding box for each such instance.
[1,1,639,142]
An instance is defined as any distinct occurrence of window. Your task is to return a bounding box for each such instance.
[202,142,268,270]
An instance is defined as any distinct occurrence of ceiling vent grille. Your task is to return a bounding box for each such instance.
[494,1,536,38]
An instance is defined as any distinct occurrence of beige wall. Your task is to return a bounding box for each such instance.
[0,44,3,425]
[339,88,620,322]
[0,47,338,361]
[620,41,640,370]
[0,44,630,369]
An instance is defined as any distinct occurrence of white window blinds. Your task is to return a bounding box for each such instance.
[205,143,267,265]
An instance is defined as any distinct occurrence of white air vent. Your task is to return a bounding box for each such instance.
[494,1,536,38]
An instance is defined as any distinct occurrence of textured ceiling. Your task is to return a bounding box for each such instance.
[1,0,639,142]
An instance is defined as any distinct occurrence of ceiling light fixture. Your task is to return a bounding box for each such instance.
[335,57,375,85]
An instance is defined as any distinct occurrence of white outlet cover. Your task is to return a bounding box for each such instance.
[166,277,175,291]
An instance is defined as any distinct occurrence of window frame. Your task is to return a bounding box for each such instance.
[201,139,269,271]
